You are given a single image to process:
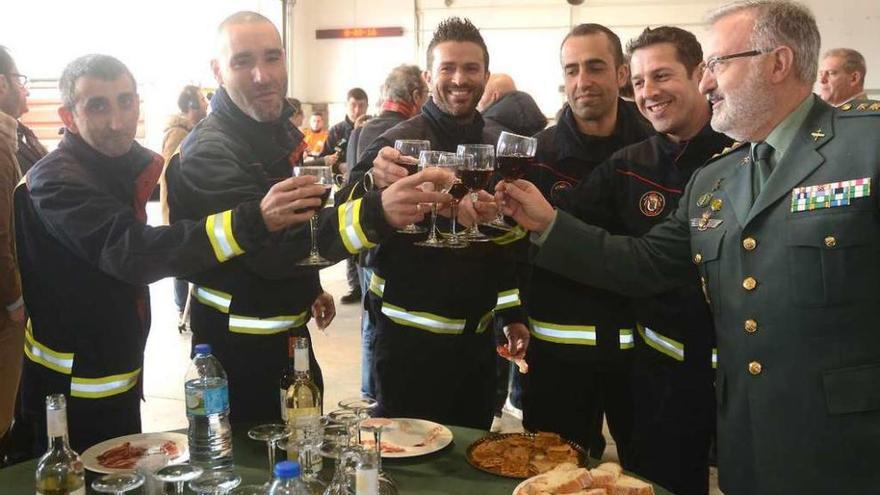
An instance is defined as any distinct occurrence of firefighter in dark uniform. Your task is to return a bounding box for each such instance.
[519,23,651,462]
[166,12,445,423]
[344,18,530,430]
[563,27,732,495]
[501,3,880,494]
[13,54,324,454]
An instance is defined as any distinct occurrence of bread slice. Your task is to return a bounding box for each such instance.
[610,475,654,495]
[566,489,608,495]
[540,466,593,494]
[589,468,617,488]
[596,462,623,478]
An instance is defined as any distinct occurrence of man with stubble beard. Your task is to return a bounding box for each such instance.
[516,23,652,464]
[343,17,530,429]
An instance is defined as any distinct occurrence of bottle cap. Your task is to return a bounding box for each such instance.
[194,344,212,355]
[274,460,300,478]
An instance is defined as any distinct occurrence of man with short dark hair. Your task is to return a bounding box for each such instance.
[501,1,880,493]
[518,23,652,464]
[816,47,870,107]
[13,53,325,453]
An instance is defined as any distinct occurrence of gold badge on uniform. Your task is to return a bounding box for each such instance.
[639,191,666,217]
[697,193,712,207]
[710,198,723,211]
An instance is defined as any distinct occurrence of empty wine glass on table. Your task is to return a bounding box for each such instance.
[393,139,431,234]
[189,471,242,495]
[248,424,291,478]
[156,463,204,495]
[413,151,458,249]
[294,165,334,267]
[91,472,146,495]
[494,131,538,228]
[455,144,495,241]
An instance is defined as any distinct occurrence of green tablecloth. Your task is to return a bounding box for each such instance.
[0,424,673,494]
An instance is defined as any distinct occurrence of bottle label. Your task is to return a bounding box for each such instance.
[186,384,229,416]
[294,346,309,373]
[46,408,67,439]
[356,467,378,495]
[280,388,288,421]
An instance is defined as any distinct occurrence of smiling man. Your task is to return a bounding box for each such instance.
[499,1,880,494]
[518,23,652,464]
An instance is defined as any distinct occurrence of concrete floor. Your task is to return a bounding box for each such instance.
[139,204,722,494]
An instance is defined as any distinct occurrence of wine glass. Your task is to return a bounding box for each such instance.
[277,416,326,492]
[456,144,495,241]
[91,472,146,495]
[338,397,378,445]
[294,165,334,267]
[155,463,204,495]
[189,471,242,495]
[413,151,458,249]
[248,424,290,478]
[394,140,431,235]
[442,153,472,248]
[360,418,398,495]
[494,131,538,230]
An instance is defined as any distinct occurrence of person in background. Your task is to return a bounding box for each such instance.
[160,85,209,332]
[816,47,872,108]
[287,97,305,129]
[10,66,47,176]
[0,45,25,465]
[477,73,547,144]
[302,112,328,157]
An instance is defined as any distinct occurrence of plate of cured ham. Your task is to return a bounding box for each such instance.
[82,432,188,473]
[359,418,453,458]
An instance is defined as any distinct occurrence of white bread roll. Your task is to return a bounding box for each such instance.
[610,475,654,495]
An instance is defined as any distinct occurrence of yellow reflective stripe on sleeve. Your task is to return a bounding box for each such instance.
[206,210,244,262]
[638,324,685,361]
[228,311,309,335]
[529,318,596,345]
[619,328,635,350]
[491,225,528,245]
[193,286,232,314]
[495,289,521,311]
[712,348,718,369]
[70,368,141,399]
[338,198,376,254]
[380,303,466,335]
[476,311,494,334]
[24,320,74,375]
[369,274,386,298]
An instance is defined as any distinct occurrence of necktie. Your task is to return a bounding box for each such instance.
[752,142,773,203]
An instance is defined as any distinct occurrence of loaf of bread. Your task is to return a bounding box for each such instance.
[596,462,623,478]
[609,475,654,495]
[589,468,617,488]
[522,464,592,495]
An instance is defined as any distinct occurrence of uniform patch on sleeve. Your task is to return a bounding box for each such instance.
[790,178,871,212]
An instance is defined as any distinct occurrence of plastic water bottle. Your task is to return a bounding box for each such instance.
[267,461,309,495]
[185,343,234,471]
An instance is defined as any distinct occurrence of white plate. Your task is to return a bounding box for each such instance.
[512,473,550,495]
[361,418,453,458]
[82,432,189,474]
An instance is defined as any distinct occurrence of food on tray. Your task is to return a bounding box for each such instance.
[95,440,179,469]
[496,344,529,373]
[518,462,655,495]
[361,439,408,453]
[469,431,581,478]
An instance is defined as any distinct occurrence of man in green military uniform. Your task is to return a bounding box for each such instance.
[494,1,880,494]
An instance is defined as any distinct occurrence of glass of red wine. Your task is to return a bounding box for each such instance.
[495,131,537,229]
[442,153,472,249]
[394,139,431,234]
[456,144,496,240]
[294,165,334,267]
[414,151,458,249]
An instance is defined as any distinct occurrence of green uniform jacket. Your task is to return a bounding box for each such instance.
[534,96,880,495]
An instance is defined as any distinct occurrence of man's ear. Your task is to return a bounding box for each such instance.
[211,59,224,87]
[58,105,78,134]
[768,46,795,84]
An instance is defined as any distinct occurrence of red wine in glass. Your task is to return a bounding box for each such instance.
[402,162,419,176]
[448,182,469,200]
[496,154,533,181]
[294,185,332,214]
[458,169,492,191]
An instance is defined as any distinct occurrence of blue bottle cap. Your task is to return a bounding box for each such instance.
[274,460,300,479]
[194,344,212,355]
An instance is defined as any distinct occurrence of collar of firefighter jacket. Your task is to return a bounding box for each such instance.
[656,114,734,173]
[59,130,155,188]
[420,96,485,152]
[556,98,650,164]
[210,87,303,168]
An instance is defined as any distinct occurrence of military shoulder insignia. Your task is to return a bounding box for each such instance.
[791,177,871,212]
[839,99,880,117]
[639,191,665,217]
[840,103,853,111]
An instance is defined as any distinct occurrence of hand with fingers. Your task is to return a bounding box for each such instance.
[371,146,416,188]
[381,167,454,228]
[311,291,336,330]
[259,175,326,232]
[458,190,498,227]
[494,179,556,233]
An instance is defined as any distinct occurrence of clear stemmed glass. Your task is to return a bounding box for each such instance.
[494,131,538,230]
[189,471,242,495]
[442,153,472,248]
[413,151,458,249]
[294,165,334,267]
[248,423,290,478]
[456,144,495,241]
[394,140,431,234]
[337,397,378,445]
[91,472,146,495]
[360,418,397,495]
[155,463,204,495]
[277,416,326,493]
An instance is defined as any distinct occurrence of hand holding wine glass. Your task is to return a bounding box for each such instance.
[293,165,334,267]
[494,179,556,233]
[259,175,327,232]
[456,144,495,242]
[371,141,427,188]
[414,151,459,248]
[394,140,431,234]
[379,167,453,228]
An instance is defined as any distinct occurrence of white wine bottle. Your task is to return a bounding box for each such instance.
[284,336,322,475]
[35,394,85,495]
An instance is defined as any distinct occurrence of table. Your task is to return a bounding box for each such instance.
[0,424,674,494]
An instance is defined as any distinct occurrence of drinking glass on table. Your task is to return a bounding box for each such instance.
[155,463,204,495]
[413,151,458,249]
[359,418,397,495]
[247,423,290,478]
[293,165,334,267]
[189,471,242,495]
[91,472,146,495]
[393,139,431,234]
[456,144,495,241]
[495,131,537,228]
